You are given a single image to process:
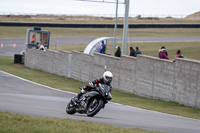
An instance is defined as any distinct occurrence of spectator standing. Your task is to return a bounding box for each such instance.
[134,46,142,57]
[99,40,106,54]
[158,49,169,60]
[175,50,184,58]
[115,45,121,57]
[129,47,135,56]
[161,46,168,56]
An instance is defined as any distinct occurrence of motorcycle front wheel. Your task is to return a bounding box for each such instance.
[66,101,76,115]
[87,98,103,117]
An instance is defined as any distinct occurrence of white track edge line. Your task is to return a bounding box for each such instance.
[0,70,76,95]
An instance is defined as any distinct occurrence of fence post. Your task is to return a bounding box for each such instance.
[67,54,72,78]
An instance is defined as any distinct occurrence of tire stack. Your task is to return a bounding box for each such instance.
[14,54,22,64]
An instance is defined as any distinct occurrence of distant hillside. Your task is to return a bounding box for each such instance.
[186,11,200,20]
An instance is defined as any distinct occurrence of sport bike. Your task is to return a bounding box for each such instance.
[66,84,112,117]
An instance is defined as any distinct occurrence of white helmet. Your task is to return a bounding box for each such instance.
[103,71,113,84]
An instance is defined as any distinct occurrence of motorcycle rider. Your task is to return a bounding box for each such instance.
[73,71,113,103]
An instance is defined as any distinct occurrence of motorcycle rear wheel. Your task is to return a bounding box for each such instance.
[87,98,103,117]
[66,101,76,114]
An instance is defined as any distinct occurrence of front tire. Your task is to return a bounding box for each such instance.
[87,98,103,117]
[66,101,76,115]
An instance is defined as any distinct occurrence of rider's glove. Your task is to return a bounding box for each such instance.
[82,85,87,90]
[81,89,86,93]
[88,82,95,88]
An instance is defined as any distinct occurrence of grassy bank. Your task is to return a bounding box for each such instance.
[0,112,161,133]
[0,58,200,120]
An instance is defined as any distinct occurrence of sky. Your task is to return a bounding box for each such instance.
[0,0,199,17]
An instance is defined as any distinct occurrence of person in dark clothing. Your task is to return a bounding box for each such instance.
[115,45,121,57]
[99,40,106,54]
[73,71,113,103]
[161,46,168,56]
[129,47,135,56]
[134,46,142,57]
[175,50,184,58]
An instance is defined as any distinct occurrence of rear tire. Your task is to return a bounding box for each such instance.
[87,98,103,117]
[66,101,76,115]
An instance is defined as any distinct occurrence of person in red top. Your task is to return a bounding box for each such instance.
[175,50,184,58]
[31,34,36,43]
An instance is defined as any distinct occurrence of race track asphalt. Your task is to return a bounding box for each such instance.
[0,70,200,133]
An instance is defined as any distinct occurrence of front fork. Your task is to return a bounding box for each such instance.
[101,100,108,109]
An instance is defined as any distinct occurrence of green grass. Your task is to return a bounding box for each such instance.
[111,90,200,119]
[0,112,161,133]
[129,41,200,60]
[0,58,84,93]
[0,58,200,120]
[0,26,200,38]
[50,41,200,61]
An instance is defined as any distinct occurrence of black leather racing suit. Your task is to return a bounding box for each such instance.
[76,78,112,99]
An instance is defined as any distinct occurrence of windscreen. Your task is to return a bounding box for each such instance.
[100,84,111,93]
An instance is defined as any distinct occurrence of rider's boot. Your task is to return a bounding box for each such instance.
[73,87,87,104]
[75,92,83,102]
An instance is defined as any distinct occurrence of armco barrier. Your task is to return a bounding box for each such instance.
[1,22,200,28]
[25,49,200,108]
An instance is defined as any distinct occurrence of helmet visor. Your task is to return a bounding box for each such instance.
[106,76,112,83]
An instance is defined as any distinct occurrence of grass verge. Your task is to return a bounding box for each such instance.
[50,41,200,61]
[0,26,200,38]
[0,112,161,133]
[0,58,200,120]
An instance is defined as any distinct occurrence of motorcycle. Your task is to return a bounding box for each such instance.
[66,83,112,117]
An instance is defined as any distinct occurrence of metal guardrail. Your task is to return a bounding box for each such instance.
[0,22,200,28]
